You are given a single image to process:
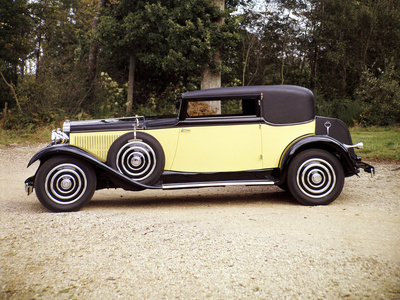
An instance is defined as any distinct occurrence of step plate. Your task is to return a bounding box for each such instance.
[162,180,276,190]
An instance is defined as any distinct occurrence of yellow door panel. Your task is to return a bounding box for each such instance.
[171,124,262,172]
[261,120,315,168]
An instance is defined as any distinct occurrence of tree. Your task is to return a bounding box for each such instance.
[87,0,105,107]
[25,0,96,115]
[0,0,32,110]
[200,0,225,113]
[98,0,237,114]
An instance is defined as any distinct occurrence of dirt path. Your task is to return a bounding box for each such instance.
[0,144,399,299]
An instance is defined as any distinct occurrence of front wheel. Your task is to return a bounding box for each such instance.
[35,156,96,212]
[287,149,344,205]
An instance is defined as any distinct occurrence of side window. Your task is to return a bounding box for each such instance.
[187,99,258,118]
[188,101,220,117]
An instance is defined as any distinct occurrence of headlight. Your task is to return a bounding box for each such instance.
[51,128,70,145]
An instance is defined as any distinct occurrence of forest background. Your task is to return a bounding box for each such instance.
[1,0,400,132]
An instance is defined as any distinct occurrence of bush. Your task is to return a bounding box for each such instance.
[355,61,400,126]
[315,97,363,126]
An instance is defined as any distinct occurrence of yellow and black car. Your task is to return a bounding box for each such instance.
[25,85,374,212]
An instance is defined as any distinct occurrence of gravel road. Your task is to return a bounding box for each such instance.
[0,143,399,299]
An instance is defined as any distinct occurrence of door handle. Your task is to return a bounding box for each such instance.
[181,128,191,132]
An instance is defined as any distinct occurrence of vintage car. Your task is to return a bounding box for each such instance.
[25,85,374,212]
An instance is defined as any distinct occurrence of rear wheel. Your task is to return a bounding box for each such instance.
[287,149,344,205]
[35,156,96,212]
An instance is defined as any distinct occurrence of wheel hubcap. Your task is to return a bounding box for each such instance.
[45,163,87,205]
[116,141,156,181]
[311,172,323,184]
[130,154,142,167]
[296,158,336,199]
[59,176,73,190]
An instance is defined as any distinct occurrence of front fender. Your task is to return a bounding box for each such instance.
[27,144,160,190]
[27,144,92,168]
[279,135,357,180]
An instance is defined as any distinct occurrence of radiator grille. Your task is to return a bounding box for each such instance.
[70,132,127,162]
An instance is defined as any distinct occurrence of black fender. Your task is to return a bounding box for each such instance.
[27,144,161,190]
[278,135,358,184]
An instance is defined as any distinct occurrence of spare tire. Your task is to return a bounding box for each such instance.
[106,132,165,190]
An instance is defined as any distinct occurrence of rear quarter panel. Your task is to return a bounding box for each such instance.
[261,120,316,168]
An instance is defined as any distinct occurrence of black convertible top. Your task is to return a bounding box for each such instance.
[181,85,315,124]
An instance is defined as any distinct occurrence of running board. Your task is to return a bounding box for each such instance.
[162,179,276,190]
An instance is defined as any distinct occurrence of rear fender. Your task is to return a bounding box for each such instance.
[278,135,357,184]
[27,144,160,190]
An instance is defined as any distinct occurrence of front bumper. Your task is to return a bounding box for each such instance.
[25,176,34,196]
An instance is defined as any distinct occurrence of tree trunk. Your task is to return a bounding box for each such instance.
[35,34,42,78]
[0,71,22,112]
[87,0,105,108]
[126,41,136,114]
[201,0,225,113]
[281,37,287,85]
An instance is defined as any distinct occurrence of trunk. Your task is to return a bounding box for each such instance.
[281,39,286,85]
[20,59,25,81]
[87,0,105,107]
[36,34,42,78]
[200,0,225,113]
[0,71,21,112]
[126,42,136,114]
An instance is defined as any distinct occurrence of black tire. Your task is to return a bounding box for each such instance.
[287,149,344,205]
[278,183,289,192]
[106,132,165,189]
[35,156,96,212]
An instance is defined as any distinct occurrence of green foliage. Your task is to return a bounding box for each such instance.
[228,0,400,126]
[1,0,400,129]
[98,0,239,109]
[0,0,33,108]
[0,0,33,66]
[355,61,400,126]
[315,97,363,126]
[131,84,182,117]
[94,72,128,118]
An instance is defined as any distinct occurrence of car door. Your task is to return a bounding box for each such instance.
[170,121,263,173]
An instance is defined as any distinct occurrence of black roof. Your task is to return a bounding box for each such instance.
[181,85,312,100]
[181,85,315,124]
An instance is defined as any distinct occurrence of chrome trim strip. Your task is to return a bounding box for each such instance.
[162,179,275,190]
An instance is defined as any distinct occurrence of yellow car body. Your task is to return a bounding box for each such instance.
[69,121,315,172]
[26,85,374,212]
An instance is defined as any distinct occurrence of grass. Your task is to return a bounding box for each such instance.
[1,125,399,162]
[0,126,53,148]
[350,126,400,162]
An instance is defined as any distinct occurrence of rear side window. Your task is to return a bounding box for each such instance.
[187,99,258,118]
